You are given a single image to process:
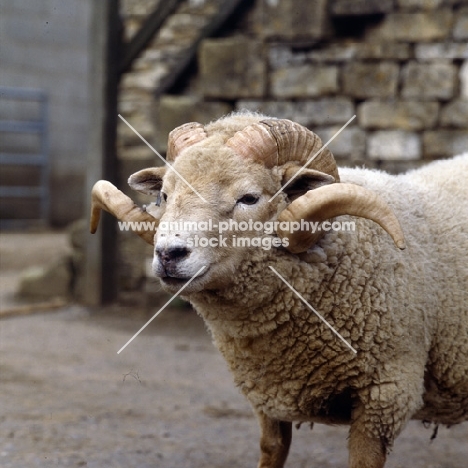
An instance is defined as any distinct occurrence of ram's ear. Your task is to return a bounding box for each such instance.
[128,167,166,195]
[281,165,336,201]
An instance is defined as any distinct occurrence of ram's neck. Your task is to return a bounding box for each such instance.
[189,239,343,340]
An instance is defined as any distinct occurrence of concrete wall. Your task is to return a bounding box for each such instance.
[1,0,92,225]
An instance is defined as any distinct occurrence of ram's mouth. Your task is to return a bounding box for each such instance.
[159,267,208,291]
[160,275,190,287]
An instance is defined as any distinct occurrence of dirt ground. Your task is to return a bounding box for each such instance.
[0,232,467,468]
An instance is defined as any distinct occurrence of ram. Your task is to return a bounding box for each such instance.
[90,112,468,468]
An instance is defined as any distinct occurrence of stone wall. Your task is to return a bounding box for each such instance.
[118,0,468,178]
[152,0,467,172]
[116,0,467,301]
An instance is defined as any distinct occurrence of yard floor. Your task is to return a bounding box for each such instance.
[0,231,467,467]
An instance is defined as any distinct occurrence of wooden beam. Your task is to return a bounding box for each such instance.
[85,0,121,305]
[120,0,182,75]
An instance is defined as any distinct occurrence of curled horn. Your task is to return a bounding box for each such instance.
[277,183,406,253]
[167,122,208,162]
[90,180,157,245]
[226,118,405,253]
[225,119,340,181]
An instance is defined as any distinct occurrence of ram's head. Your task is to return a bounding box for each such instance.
[91,115,405,293]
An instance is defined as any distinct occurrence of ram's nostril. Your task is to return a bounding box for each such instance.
[157,246,190,264]
[170,247,189,259]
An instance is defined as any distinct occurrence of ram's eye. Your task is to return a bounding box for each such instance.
[237,194,259,205]
[156,192,168,207]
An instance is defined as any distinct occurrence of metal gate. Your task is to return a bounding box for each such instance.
[0,86,49,227]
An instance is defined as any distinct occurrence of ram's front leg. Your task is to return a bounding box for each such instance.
[349,370,425,468]
[348,423,387,468]
[256,411,292,468]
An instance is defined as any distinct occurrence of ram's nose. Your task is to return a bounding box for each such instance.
[156,245,190,267]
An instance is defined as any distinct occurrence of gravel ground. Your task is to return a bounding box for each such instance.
[0,232,467,467]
